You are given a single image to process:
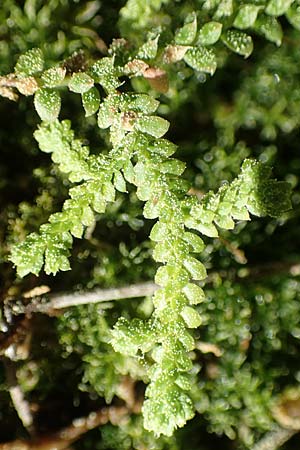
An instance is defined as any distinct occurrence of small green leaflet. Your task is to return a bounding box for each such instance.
[175,12,197,45]
[180,306,202,328]
[89,57,121,91]
[9,233,45,277]
[197,22,222,46]
[127,94,159,114]
[142,379,194,436]
[214,0,233,18]
[222,30,253,57]
[97,100,115,128]
[184,46,217,75]
[68,72,94,93]
[286,3,300,30]
[266,0,294,16]
[44,231,72,275]
[41,67,66,88]
[111,317,156,356]
[233,5,261,29]
[34,88,61,122]
[182,283,205,305]
[182,232,205,253]
[254,14,283,45]
[15,48,44,77]
[137,35,159,59]
[135,116,170,138]
[82,87,100,116]
[183,256,207,280]
[150,221,168,242]
[113,171,127,192]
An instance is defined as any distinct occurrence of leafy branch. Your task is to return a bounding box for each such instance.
[3,35,292,438]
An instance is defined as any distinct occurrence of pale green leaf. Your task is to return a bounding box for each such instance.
[197,22,223,46]
[113,171,127,192]
[175,374,192,391]
[128,94,159,114]
[81,205,95,227]
[92,192,106,213]
[214,214,235,229]
[214,0,233,18]
[150,222,168,242]
[143,198,161,218]
[254,14,283,45]
[68,72,94,93]
[154,265,176,286]
[231,206,250,221]
[137,35,159,59]
[182,283,205,305]
[148,139,178,157]
[34,88,61,122]
[9,233,45,277]
[201,219,226,234]
[122,160,135,183]
[181,306,202,328]
[286,4,300,30]
[70,222,84,239]
[44,232,72,275]
[233,5,261,29]
[97,100,115,128]
[15,48,44,77]
[175,12,197,45]
[89,57,121,91]
[41,66,66,87]
[152,289,168,311]
[266,0,293,16]
[182,232,205,253]
[153,240,173,262]
[82,87,100,116]
[184,46,217,75]
[160,160,186,175]
[222,30,253,57]
[111,317,156,356]
[185,217,219,237]
[102,182,115,202]
[183,256,207,280]
[135,116,170,138]
[143,385,194,436]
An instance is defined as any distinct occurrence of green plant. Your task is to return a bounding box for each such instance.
[1,1,300,449]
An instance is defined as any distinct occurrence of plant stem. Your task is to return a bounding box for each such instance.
[26,281,158,313]
[3,359,34,433]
